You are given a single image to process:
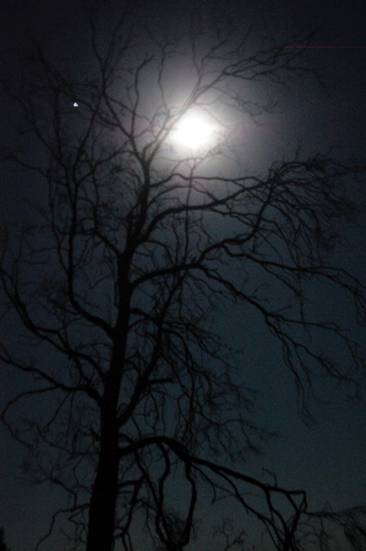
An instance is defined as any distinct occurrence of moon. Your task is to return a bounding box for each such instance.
[171,111,219,152]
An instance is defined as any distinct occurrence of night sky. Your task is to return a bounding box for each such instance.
[1,1,366,550]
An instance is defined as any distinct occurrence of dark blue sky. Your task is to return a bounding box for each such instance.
[1,1,366,550]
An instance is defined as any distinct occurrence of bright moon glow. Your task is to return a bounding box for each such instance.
[171,112,218,151]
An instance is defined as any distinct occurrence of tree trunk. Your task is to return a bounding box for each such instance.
[86,264,130,551]
[86,399,119,551]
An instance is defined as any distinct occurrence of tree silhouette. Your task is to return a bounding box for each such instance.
[0,6,365,551]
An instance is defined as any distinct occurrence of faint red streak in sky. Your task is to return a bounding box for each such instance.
[286,45,366,49]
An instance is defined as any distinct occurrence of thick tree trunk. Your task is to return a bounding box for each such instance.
[86,398,120,551]
[86,264,131,551]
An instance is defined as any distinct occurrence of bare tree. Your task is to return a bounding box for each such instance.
[0,7,365,551]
